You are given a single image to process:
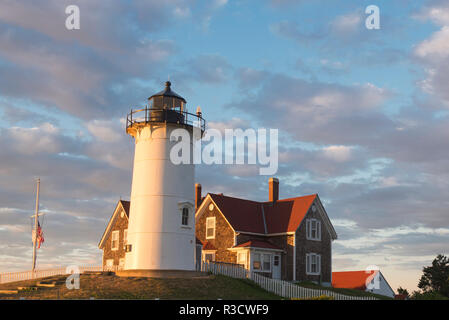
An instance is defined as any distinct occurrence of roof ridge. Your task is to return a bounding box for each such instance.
[209,193,262,204]
[333,270,377,273]
[262,193,317,203]
[210,192,317,204]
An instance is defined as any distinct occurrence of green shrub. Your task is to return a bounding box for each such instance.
[411,291,449,300]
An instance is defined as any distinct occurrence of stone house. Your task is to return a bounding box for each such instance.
[98,178,337,285]
[195,178,337,285]
[98,200,130,269]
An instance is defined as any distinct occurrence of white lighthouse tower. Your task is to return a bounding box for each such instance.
[124,81,205,271]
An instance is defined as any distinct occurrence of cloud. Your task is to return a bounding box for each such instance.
[322,145,353,162]
[0,1,181,119]
[86,120,123,143]
[173,54,233,86]
[413,2,449,108]
[414,1,449,26]
[270,20,325,43]
[0,116,133,272]
[415,26,449,59]
[230,72,392,146]
[330,12,362,36]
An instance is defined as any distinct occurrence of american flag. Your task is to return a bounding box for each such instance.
[37,221,44,249]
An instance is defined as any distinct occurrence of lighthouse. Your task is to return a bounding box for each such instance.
[124,81,205,271]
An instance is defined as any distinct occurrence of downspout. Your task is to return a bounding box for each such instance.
[260,204,268,234]
[293,234,296,281]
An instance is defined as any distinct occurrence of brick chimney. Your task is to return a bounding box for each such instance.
[195,183,202,210]
[269,178,279,203]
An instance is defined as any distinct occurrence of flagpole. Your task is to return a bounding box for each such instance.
[32,178,40,272]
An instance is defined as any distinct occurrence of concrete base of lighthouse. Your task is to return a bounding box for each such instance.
[116,269,209,279]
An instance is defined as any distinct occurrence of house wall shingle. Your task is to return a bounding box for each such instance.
[295,201,332,284]
[268,234,294,280]
[196,204,237,263]
[102,209,128,266]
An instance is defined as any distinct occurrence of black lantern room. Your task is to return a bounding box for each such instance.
[148,81,186,111]
[126,81,205,134]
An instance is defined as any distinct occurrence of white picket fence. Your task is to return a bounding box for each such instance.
[201,261,377,300]
[0,265,118,284]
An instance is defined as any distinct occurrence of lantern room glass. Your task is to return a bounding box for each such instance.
[149,96,185,112]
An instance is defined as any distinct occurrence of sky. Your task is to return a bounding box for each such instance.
[0,0,448,293]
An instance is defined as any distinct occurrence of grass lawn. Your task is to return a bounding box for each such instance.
[295,281,393,300]
[0,272,281,300]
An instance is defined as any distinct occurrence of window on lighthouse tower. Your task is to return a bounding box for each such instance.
[181,207,189,226]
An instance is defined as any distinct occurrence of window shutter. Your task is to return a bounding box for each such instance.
[306,220,311,239]
[318,221,321,240]
[317,255,321,274]
[306,254,310,274]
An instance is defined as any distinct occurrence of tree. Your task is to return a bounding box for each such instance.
[417,254,449,297]
[397,287,409,297]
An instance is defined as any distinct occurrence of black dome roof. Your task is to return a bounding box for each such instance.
[148,81,186,103]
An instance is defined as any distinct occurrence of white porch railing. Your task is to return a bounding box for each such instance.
[0,265,118,284]
[201,261,378,300]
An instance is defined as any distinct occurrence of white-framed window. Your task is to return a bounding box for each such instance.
[237,251,247,268]
[182,207,189,226]
[111,230,119,251]
[178,201,193,228]
[306,219,321,241]
[306,253,321,275]
[262,254,271,271]
[123,229,128,249]
[206,217,216,239]
[106,259,114,267]
[253,253,261,270]
[253,253,271,272]
[202,251,216,262]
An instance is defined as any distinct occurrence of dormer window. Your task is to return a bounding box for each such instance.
[306,219,321,241]
[182,207,189,226]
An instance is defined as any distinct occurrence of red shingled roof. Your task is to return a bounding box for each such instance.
[233,239,282,250]
[202,241,217,251]
[120,200,130,218]
[209,194,266,233]
[208,193,317,234]
[332,270,377,290]
[265,195,317,233]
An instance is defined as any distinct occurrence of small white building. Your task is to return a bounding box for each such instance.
[332,270,395,298]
